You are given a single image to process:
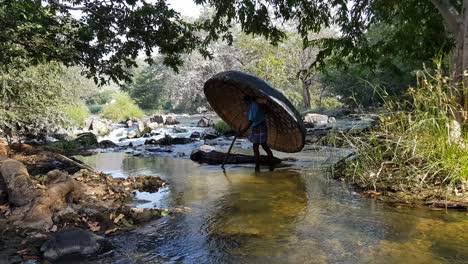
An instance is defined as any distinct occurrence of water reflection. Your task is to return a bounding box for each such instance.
[76,153,468,264]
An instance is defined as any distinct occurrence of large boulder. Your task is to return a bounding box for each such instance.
[87,118,111,135]
[197,117,214,127]
[136,119,145,134]
[150,115,166,124]
[41,228,113,262]
[201,128,220,140]
[196,106,208,114]
[74,132,99,147]
[144,121,159,131]
[125,119,133,128]
[165,115,178,125]
[98,140,119,148]
[304,113,329,125]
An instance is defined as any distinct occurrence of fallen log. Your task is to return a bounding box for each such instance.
[190,149,282,165]
[52,153,98,174]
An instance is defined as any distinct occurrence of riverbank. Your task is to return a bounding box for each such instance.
[0,142,166,262]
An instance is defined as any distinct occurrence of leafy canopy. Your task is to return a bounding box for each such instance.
[0,0,203,84]
[0,0,455,84]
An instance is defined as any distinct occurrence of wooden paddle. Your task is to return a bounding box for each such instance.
[221,136,237,170]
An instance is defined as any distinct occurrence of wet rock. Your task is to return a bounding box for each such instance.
[201,128,220,140]
[190,149,282,165]
[136,120,145,133]
[144,139,158,145]
[197,117,214,127]
[190,132,201,139]
[145,136,193,145]
[144,121,159,131]
[127,129,139,139]
[172,138,194,145]
[86,118,111,135]
[173,126,188,133]
[126,175,165,193]
[146,147,172,153]
[74,133,98,147]
[125,119,133,128]
[40,228,112,262]
[165,115,178,125]
[304,113,329,127]
[98,140,118,148]
[150,114,165,124]
[0,159,39,206]
[129,208,161,223]
[196,106,208,114]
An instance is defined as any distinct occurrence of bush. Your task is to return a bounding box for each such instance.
[339,63,468,189]
[88,105,103,114]
[310,95,343,111]
[63,102,90,127]
[214,120,233,135]
[101,93,144,122]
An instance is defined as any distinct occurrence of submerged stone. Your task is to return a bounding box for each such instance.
[40,228,113,261]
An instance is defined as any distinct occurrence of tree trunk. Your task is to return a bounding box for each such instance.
[431,0,468,123]
[302,79,311,109]
[461,0,468,122]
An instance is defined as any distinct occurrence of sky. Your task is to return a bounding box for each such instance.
[166,0,202,17]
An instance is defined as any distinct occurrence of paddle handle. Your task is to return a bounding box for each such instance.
[221,136,237,169]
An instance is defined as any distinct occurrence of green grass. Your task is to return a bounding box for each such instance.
[101,93,144,122]
[214,120,233,135]
[63,102,90,127]
[336,62,468,189]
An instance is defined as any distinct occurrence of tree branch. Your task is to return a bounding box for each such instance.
[430,0,462,33]
[48,0,87,11]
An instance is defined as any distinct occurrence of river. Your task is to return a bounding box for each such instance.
[77,151,468,264]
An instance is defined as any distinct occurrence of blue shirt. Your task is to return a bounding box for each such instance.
[248,102,265,127]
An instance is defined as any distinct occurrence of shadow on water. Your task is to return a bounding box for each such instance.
[76,153,468,264]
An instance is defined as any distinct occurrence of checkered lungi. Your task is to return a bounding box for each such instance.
[248,122,267,144]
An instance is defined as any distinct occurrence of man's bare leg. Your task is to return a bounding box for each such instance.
[253,143,260,171]
[261,143,275,171]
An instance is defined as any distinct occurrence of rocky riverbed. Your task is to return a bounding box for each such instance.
[2,112,465,263]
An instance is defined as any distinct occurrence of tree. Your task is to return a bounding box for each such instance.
[0,63,71,142]
[0,0,204,83]
[123,61,168,110]
[196,0,465,119]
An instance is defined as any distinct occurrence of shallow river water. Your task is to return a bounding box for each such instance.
[78,152,468,264]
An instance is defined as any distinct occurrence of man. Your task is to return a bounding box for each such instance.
[239,95,275,172]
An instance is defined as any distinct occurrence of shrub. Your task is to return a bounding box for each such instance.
[63,102,90,127]
[339,63,468,190]
[88,105,103,114]
[214,120,233,135]
[101,93,144,122]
